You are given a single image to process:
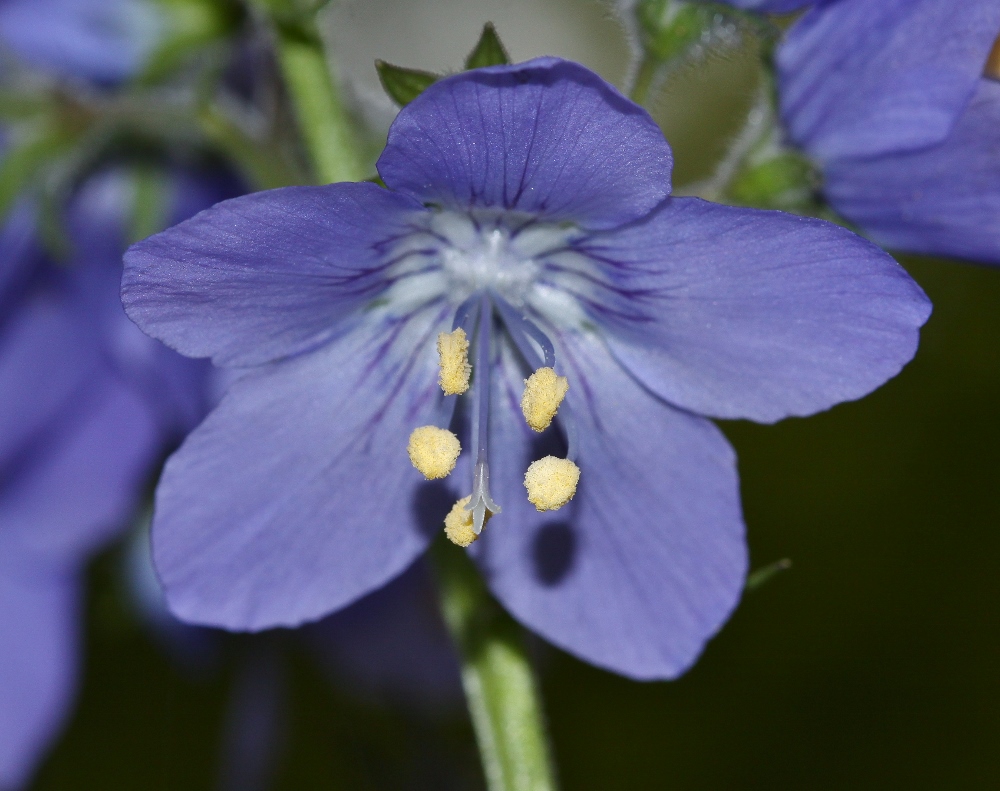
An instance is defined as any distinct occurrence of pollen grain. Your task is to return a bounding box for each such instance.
[437,328,471,395]
[524,456,580,512]
[521,367,569,432]
[407,426,461,480]
[444,495,491,547]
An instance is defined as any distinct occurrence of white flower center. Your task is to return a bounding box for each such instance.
[381,208,594,333]
[431,210,572,307]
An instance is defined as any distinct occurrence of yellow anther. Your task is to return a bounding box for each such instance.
[444,495,492,547]
[407,426,461,479]
[524,456,580,512]
[437,328,471,395]
[987,34,1000,81]
[520,367,568,432]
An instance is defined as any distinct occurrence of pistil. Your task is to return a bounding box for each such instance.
[466,294,501,535]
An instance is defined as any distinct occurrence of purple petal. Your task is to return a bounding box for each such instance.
[578,197,930,423]
[0,374,158,562]
[377,57,672,230]
[778,0,1000,160]
[825,79,1000,265]
[0,204,39,304]
[0,562,77,790]
[71,169,228,433]
[152,312,445,631]
[123,182,426,368]
[471,332,746,680]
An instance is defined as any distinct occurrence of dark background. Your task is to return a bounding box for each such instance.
[29,2,1000,788]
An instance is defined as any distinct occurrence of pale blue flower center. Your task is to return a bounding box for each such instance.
[391,210,585,538]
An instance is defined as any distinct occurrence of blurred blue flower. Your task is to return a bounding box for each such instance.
[0,0,240,783]
[123,57,929,681]
[122,524,461,791]
[0,168,232,790]
[777,0,1000,264]
[0,0,162,84]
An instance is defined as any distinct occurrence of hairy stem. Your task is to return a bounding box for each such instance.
[430,541,558,791]
[628,54,660,106]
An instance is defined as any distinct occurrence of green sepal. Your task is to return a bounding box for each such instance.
[463,22,511,69]
[638,0,717,63]
[375,60,439,106]
[728,150,821,212]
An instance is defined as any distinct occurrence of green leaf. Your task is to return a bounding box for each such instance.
[464,22,511,69]
[0,125,74,221]
[745,558,792,592]
[375,60,439,106]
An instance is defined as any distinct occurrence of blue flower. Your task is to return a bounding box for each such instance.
[777,0,1000,264]
[124,57,930,680]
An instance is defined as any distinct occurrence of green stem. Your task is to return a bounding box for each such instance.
[629,54,660,106]
[262,8,365,184]
[430,540,558,791]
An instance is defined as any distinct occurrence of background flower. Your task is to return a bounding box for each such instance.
[0,0,262,781]
[0,167,234,790]
[777,0,1000,263]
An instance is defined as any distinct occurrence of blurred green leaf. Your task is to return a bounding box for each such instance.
[0,125,74,220]
[0,89,53,121]
[128,166,170,244]
[198,105,304,189]
[375,60,439,106]
[745,558,792,592]
[464,22,511,69]
[139,0,245,84]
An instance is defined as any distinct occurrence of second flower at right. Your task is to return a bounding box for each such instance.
[777,0,1000,265]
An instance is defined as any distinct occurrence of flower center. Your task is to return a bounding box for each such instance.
[390,208,590,545]
[430,210,574,308]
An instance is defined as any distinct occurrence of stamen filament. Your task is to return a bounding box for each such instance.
[431,297,482,430]
[493,293,578,461]
[452,293,482,333]
[493,296,555,368]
